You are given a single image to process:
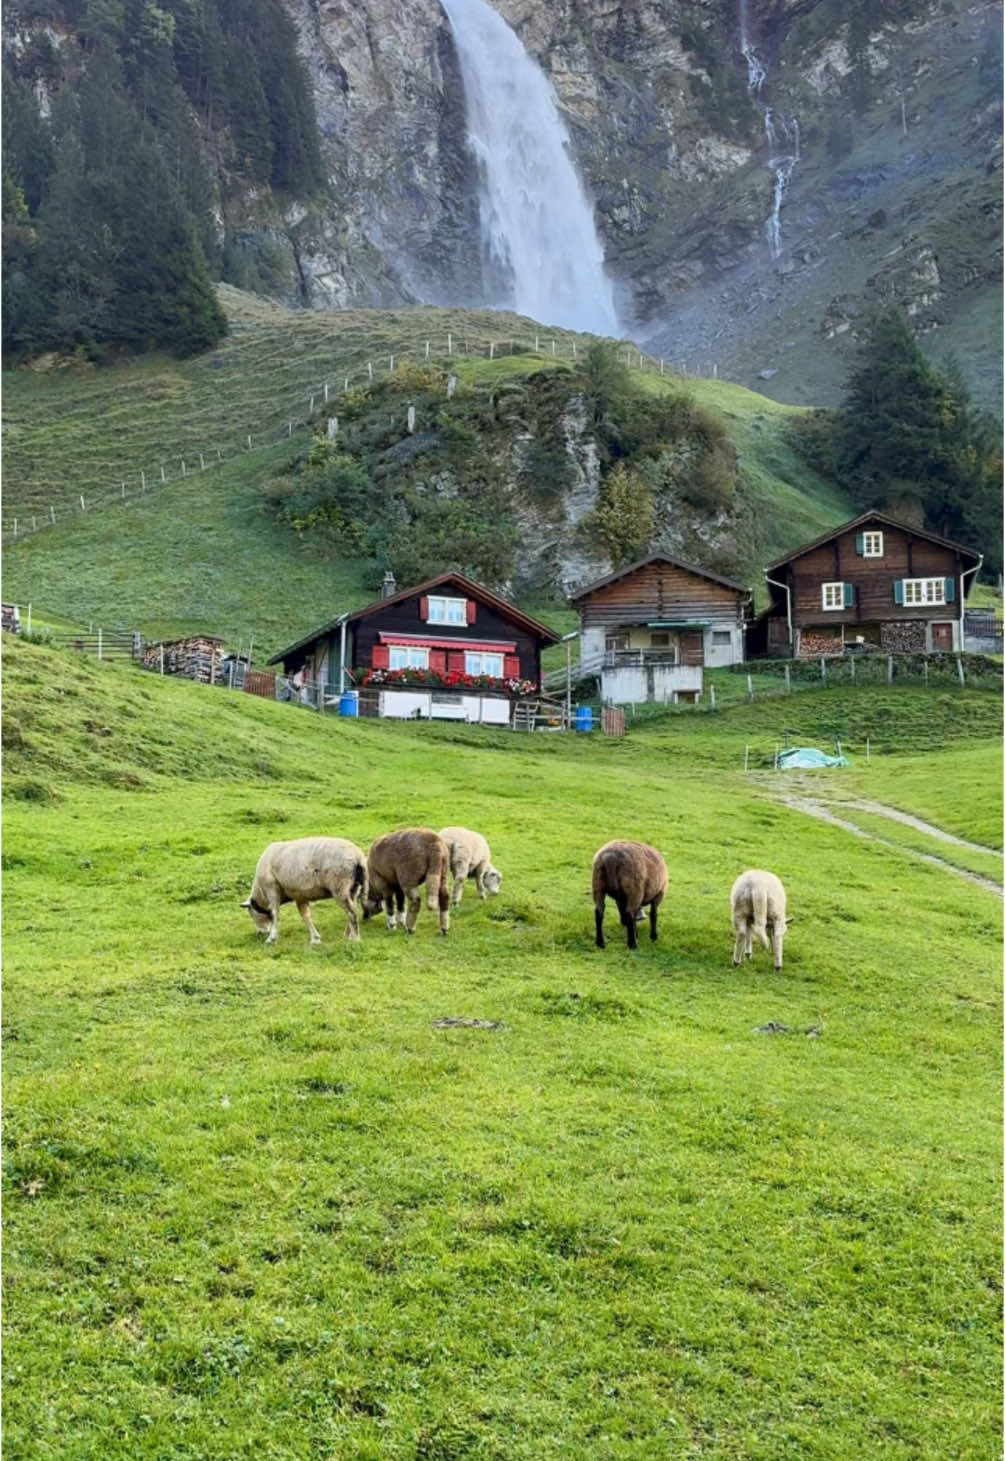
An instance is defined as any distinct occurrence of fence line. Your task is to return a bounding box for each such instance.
[1,332,694,547]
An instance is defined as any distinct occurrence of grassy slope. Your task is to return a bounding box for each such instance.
[3,638,1002,1460]
[2,293,850,657]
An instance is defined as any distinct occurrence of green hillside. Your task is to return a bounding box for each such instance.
[3,636,1001,1459]
[1,291,852,654]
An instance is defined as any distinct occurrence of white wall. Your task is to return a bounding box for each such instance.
[601,664,703,704]
[379,690,511,724]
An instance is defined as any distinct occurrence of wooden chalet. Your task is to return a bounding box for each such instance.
[268,571,559,724]
[571,554,752,704]
[753,511,983,658]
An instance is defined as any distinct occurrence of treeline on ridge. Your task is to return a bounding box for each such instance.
[2,0,324,360]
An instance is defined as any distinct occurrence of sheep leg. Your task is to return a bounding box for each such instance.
[343,895,360,941]
[451,857,470,907]
[648,891,663,943]
[404,888,422,934]
[594,898,606,949]
[616,892,638,951]
[770,921,784,970]
[475,863,487,900]
[732,924,747,966]
[297,901,322,945]
[384,894,398,931]
[438,881,450,936]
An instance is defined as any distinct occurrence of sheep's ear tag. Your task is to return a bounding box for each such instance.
[240,899,252,908]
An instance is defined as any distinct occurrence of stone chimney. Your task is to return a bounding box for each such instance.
[381,570,397,599]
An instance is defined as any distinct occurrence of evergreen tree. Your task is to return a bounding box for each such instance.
[836,308,1002,571]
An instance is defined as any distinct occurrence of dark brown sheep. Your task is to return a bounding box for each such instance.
[592,840,668,950]
[364,828,451,935]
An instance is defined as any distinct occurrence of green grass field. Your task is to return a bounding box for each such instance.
[2,289,853,656]
[4,636,1001,1459]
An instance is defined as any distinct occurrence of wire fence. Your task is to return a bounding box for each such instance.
[1,331,689,548]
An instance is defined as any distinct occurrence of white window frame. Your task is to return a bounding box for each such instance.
[427,595,468,626]
[389,645,429,670]
[464,651,504,677]
[711,630,732,646]
[903,577,945,606]
[862,531,884,557]
[821,581,845,611]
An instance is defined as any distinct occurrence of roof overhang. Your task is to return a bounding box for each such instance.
[647,620,713,629]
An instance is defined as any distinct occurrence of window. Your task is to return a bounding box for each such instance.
[606,632,630,652]
[862,531,883,557]
[902,577,946,605]
[427,595,467,625]
[465,651,504,677]
[650,631,670,648]
[389,646,429,670]
[821,582,846,611]
[712,630,732,646]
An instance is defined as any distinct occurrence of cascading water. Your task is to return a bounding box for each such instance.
[739,0,800,260]
[439,0,618,336]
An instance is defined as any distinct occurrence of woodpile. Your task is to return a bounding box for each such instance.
[143,635,226,684]
[880,621,926,652]
[797,629,843,657]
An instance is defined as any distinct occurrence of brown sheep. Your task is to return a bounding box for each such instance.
[592,840,668,950]
[364,828,451,935]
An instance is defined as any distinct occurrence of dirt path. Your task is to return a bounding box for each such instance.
[782,796,1003,897]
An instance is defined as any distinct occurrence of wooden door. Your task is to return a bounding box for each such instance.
[931,622,953,651]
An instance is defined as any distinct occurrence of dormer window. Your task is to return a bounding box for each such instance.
[856,530,884,557]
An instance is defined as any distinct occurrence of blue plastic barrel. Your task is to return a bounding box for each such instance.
[339,690,359,718]
[575,705,593,733]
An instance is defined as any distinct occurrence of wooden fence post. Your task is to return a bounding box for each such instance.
[956,655,965,686]
[784,663,791,693]
[161,466,166,483]
[709,683,716,709]
[820,656,826,682]
[50,505,56,523]
[746,673,753,702]
[80,495,86,511]
[141,470,146,491]
[887,654,894,683]
[97,628,102,660]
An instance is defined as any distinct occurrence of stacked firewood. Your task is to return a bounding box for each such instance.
[880,621,926,652]
[142,636,226,684]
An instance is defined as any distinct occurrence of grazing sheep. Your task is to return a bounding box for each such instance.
[438,826,502,907]
[730,869,789,970]
[592,840,668,950]
[365,828,451,935]
[241,837,368,945]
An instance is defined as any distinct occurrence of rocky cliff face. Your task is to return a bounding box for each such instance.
[267,0,1000,407]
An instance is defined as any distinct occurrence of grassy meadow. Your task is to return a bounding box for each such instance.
[3,636,1002,1459]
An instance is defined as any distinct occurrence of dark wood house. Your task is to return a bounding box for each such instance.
[571,554,752,704]
[268,571,559,723]
[755,511,983,658]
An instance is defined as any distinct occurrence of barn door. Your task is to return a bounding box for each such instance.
[931,622,953,651]
[680,631,704,666]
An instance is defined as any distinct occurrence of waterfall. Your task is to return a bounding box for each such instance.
[440,0,618,336]
[739,1,799,260]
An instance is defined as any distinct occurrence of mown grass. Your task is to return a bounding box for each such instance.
[831,808,1003,885]
[3,638,1002,1460]
[3,289,854,655]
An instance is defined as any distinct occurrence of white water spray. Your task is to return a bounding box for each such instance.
[440,0,618,336]
[739,1,800,260]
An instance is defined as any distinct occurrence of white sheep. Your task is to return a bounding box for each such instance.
[592,840,668,950]
[241,836,369,945]
[438,826,502,908]
[730,869,789,970]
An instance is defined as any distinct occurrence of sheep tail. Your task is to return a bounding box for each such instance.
[352,859,369,906]
[428,842,449,912]
[751,883,770,951]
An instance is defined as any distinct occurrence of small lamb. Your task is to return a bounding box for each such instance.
[364,828,451,935]
[242,836,369,945]
[438,826,502,907]
[730,869,789,970]
[592,840,668,950]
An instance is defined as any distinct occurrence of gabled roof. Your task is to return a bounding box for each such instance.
[267,571,560,664]
[570,552,751,603]
[764,511,983,573]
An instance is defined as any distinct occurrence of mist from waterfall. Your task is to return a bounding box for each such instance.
[739,0,800,260]
[440,0,619,336]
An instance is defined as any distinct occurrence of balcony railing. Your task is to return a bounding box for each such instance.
[603,649,703,668]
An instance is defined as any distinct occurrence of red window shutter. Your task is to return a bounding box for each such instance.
[503,654,520,678]
[466,599,477,624]
[419,596,429,621]
[371,643,390,670]
[448,650,466,673]
[429,649,447,675]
